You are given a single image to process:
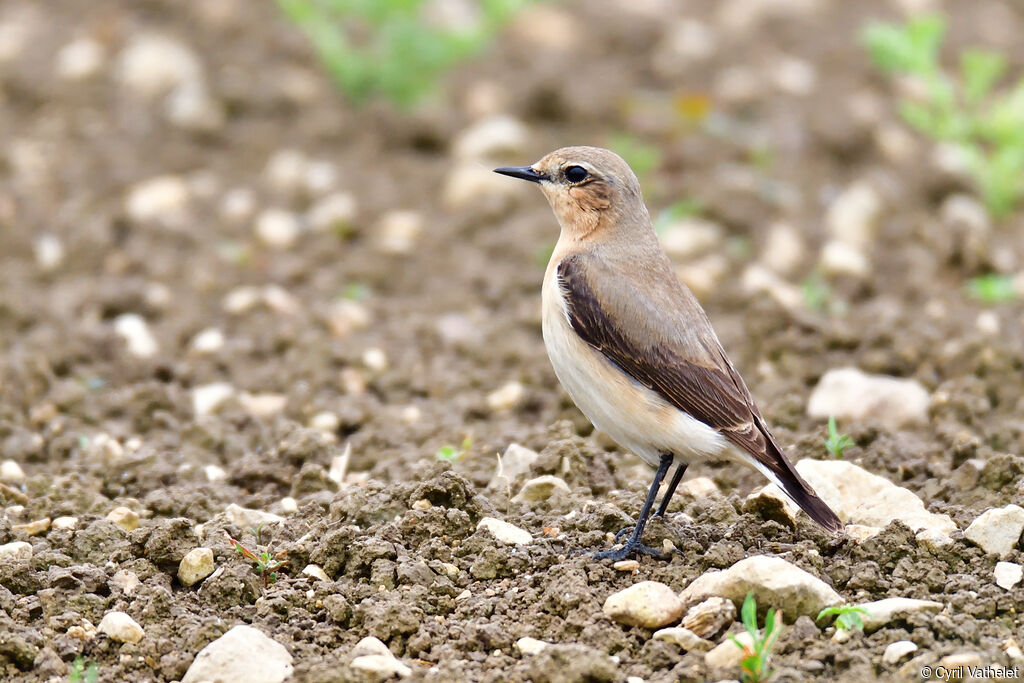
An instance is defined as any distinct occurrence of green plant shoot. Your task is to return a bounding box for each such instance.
[824,417,854,459]
[69,657,99,683]
[966,273,1018,304]
[729,592,784,683]
[817,604,870,632]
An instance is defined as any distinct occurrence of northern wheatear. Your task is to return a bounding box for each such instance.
[495,146,842,560]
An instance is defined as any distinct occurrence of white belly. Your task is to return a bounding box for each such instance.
[541,267,729,466]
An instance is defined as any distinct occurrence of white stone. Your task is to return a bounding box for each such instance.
[182,625,294,683]
[652,19,716,76]
[659,219,723,260]
[444,161,521,210]
[33,233,65,272]
[193,382,236,416]
[744,485,798,526]
[512,475,571,503]
[845,524,883,542]
[190,327,225,354]
[679,555,841,620]
[328,443,351,485]
[603,581,685,629]
[106,507,141,532]
[807,367,930,429]
[165,80,223,132]
[819,240,870,278]
[114,314,158,358]
[110,570,140,596]
[117,34,203,98]
[326,300,372,338]
[652,627,712,651]
[302,564,330,582]
[826,181,881,250]
[515,637,551,655]
[224,504,284,529]
[488,443,540,490]
[308,192,357,232]
[52,516,79,530]
[882,640,918,665]
[362,347,388,372]
[854,597,943,632]
[742,264,804,311]
[351,636,391,658]
[86,433,124,462]
[994,562,1022,590]
[0,541,32,562]
[223,286,262,314]
[676,254,727,298]
[220,188,256,223]
[178,548,215,586]
[678,477,719,498]
[125,175,190,224]
[262,285,300,315]
[792,460,957,537]
[773,56,817,95]
[310,411,340,434]
[238,393,287,418]
[0,459,25,484]
[0,17,30,63]
[351,654,411,678]
[964,505,1024,557]
[761,222,805,276]
[486,381,525,412]
[375,211,422,255]
[682,596,738,639]
[255,209,301,249]
[264,149,308,194]
[204,465,227,482]
[916,528,954,550]
[303,160,337,195]
[941,194,990,235]
[705,631,754,670]
[97,611,144,644]
[280,497,298,514]
[477,517,532,545]
[452,115,529,160]
[436,312,482,348]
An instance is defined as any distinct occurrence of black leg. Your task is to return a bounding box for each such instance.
[653,462,688,518]
[594,452,673,561]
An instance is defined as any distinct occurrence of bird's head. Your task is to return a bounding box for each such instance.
[495,146,648,240]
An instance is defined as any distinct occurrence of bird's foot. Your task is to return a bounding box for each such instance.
[592,535,666,562]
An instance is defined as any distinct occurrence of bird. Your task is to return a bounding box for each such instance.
[494,146,843,561]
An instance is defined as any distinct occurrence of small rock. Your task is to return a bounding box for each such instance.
[238,392,287,418]
[33,233,65,272]
[190,327,225,354]
[678,477,719,498]
[326,300,372,338]
[682,596,737,639]
[220,188,256,223]
[444,161,521,211]
[352,637,391,659]
[192,382,236,416]
[826,181,881,250]
[375,210,422,255]
[939,652,983,670]
[67,620,97,641]
[125,175,190,225]
[261,285,301,315]
[308,192,357,232]
[512,475,570,503]
[327,443,351,485]
[97,611,144,644]
[114,313,159,358]
[819,240,870,278]
[0,459,26,484]
[280,497,298,513]
[411,499,431,510]
[182,625,294,683]
[488,443,540,489]
[362,347,388,372]
[613,560,640,573]
[882,641,918,665]
[452,115,529,160]
[303,160,337,195]
[255,209,301,249]
[106,507,140,532]
[302,564,330,582]
[477,517,532,545]
[761,222,805,276]
[178,548,215,586]
[486,381,525,411]
[743,485,797,527]
[658,218,723,260]
[223,286,262,314]
[309,411,340,434]
[652,627,713,651]
[845,524,883,542]
[110,570,141,596]
[964,505,1024,557]
[995,562,1023,590]
[705,631,754,670]
[56,37,105,80]
[742,264,804,311]
[652,19,717,77]
[854,597,943,632]
[772,56,817,95]
[515,637,551,655]
[204,465,227,482]
[165,80,223,132]
[603,581,685,629]
[0,541,32,561]
[12,518,49,536]
[916,527,955,550]
[117,33,202,98]
[679,555,841,620]
[976,311,1000,336]
[263,149,308,194]
[351,654,411,678]
[676,254,728,298]
[52,516,79,530]
[224,503,284,529]
[807,367,930,429]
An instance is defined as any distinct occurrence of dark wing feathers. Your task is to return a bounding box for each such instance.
[557,254,842,533]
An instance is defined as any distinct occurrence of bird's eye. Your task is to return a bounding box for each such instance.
[564,165,589,183]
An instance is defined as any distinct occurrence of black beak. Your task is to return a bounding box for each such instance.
[493,166,546,183]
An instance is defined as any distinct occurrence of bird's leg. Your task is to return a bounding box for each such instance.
[595,452,672,561]
[653,462,688,518]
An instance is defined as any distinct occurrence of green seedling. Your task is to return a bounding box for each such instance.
[227,529,287,590]
[277,0,534,107]
[800,273,832,313]
[824,416,854,459]
[863,15,1024,216]
[966,273,1018,304]
[729,592,784,683]
[69,656,98,683]
[436,435,473,463]
[817,604,870,632]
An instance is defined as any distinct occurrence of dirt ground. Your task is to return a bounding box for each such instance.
[1,0,1024,681]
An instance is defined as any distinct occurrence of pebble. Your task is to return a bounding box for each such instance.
[964,505,1024,557]
[238,392,288,418]
[192,382,236,416]
[658,218,723,260]
[819,240,870,278]
[682,596,737,639]
[477,517,532,545]
[178,548,215,586]
[941,194,990,236]
[165,80,223,132]
[939,652,983,670]
[351,654,411,679]
[110,570,141,596]
[302,564,330,582]
[362,347,388,372]
[741,264,804,311]
[55,37,105,79]
[327,443,351,485]
[680,555,841,620]
[807,367,930,429]
[106,507,141,532]
[309,411,340,434]
[603,581,685,629]
[352,636,391,658]
[772,56,817,95]
[761,222,805,276]
[125,175,190,225]
[280,497,298,513]
[794,459,957,538]
[117,33,203,98]
[515,637,551,655]
[743,485,798,527]
[488,443,540,490]
[826,181,881,250]
[452,115,529,160]
[0,459,25,484]
[652,19,716,77]
[308,192,357,232]
[255,209,301,249]
[705,631,754,670]
[182,625,294,683]
[190,327,225,354]
[375,210,423,255]
[0,541,32,561]
[652,627,712,651]
[512,475,570,503]
[853,597,944,632]
[114,313,159,358]
[223,286,262,314]
[97,612,144,644]
[224,503,284,529]
[263,149,308,194]
[613,560,640,573]
[33,233,65,272]
[995,562,1023,590]
[678,476,719,498]
[12,518,49,536]
[486,381,526,412]
[204,465,227,482]
[444,161,522,211]
[326,300,372,338]
[882,640,918,665]
[220,188,256,223]
[52,516,79,530]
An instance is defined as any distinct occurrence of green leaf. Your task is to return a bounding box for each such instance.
[740,592,758,638]
[961,49,1006,105]
[966,273,1018,303]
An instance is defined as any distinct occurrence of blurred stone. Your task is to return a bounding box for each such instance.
[807,367,929,429]
[107,507,140,532]
[463,80,509,119]
[182,625,293,683]
[512,475,570,503]
[166,80,224,132]
[223,286,261,314]
[994,561,1022,590]
[326,300,372,338]
[34,233,65,272]
[976,311,1000,336]
[883,641,918,666]
[682,596,736,639]
[444,161,521,211]
[204,465,227,482]
[328,443,351,485]
[742,264,803,311]
[705,631,753,670]
[941,194,990,235]
[477,517,532,545]
[436,313,482,348]
[224,504,284,529]
[488,443,540,490]
[52,516,79,530]
[255,209,301,249]
[772,56,817,95]
[302,564,329,582]
[264,149,307,195]
[515,637,551,655]
[192,383,236,416]
[86,433,124,462]
[819,240,870,278]
[714,66,763,105]
[677,254,727,298]
[510,5,580,49]
[875,123,918,164]
[351,654,411,679]
[853,597,943,632]
[964,505,1024,557]
[452,115,529,160]
[12,518,49,536]
[178,548,215,586]
[678,476,719,498]
[97,611,144,644]
[826,181,881,250]
[375,210,423,255]
[659,219,723,260]
[744,484,797,527]
[613,559,640,573]
[280,497,298,513]
[652,627,712,651]
[309,412,340,434]
[303,160,337,196]
[362,347,388,372]
[125,175,190,226]
[0,541,32,562]
[0,459,25,484]
[0,16,30,63]
[238,393,287,418]
[117,34,203,98]
[604,581,685,629]
[652,20,716,77]
[114,314,158,359]
[486,381,525,412]
[190,328,225,354]
[308,192,357,233]
[761,222,805,276]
